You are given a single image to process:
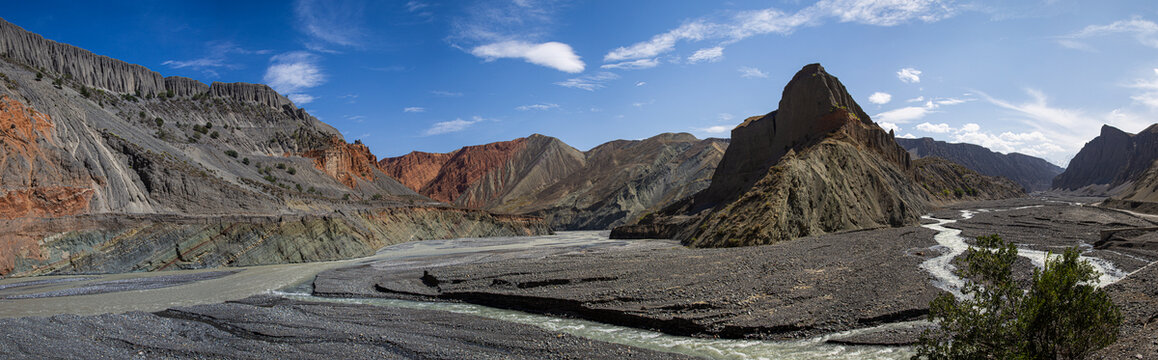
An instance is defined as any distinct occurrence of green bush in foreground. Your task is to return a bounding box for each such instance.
[914,234,1120,360]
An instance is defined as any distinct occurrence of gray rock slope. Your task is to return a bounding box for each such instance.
[896,137,1062,192]
[0,17,548,276]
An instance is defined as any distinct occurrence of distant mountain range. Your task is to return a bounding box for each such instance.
[380,133,727,230]
[896,137,1063,192]
[1056,124,1158,212]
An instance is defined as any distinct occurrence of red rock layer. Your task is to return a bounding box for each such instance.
[0,96,94,219]
[300,136,380,188]
[418,138,528,203]
[378,151,457,193]
[0,187,93,219]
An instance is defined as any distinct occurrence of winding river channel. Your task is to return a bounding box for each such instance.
[0,205,1134,359]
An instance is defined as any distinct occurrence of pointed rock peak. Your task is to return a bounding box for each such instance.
[1100,124,1125,136]
[778,63,872,128]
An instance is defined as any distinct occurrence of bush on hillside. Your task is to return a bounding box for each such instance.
[913,234,1121,359]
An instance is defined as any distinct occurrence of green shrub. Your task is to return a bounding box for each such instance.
[35,72,43,81]
[242,157,250,165]
[276,163,286,170]
[155,117,163,127]
[342,194,350,201]
[224,150,238,158]
[914,235,1121,359]
[263,174,276,183]
[295,184,303,192]
[286,167,296,175]
[371,194,383,201]
[210,131,219,139]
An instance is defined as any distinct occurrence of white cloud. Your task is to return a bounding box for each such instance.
[635,81,647,87]
[975,88,1152,164]
[287,94,316,104]
[718,113,734,121]
[633,100,655,108]
[603,1,956,66]
[162,41,256,77]
[601,59,660,70]
[295,0,365,48]
[739,66,769,78]
[404,107,426,113]
[935,98,968,105]
[264,51,325,103]
[516,103,559,111]
[868,92,892,104]
[876,106,931,123]
[555,72,620,91]
[687,46,724,63]
[897,67,922,83]
[878,121,901,133]
[470,41,585,73]
[424,117,482,136]
[916,122,951,133]
[405,1,428,12]
[899,133,917,139]
[1126,68,1158,109]
[698,125,732,134]
[1058,17,1158,50]
[907,96,925,102]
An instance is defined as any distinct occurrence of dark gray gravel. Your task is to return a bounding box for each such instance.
[0,295,697,359]
[318,226,944,341]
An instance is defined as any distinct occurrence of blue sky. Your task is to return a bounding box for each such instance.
[3,0,1157,166]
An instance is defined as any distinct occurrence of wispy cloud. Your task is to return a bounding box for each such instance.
[263,51,325,104]
[430,90,464,97]
[603,0,956,67]
[555,72,620,91]
[516,103,559,111]
[874,95,969,123]
[1126,68,1158,109]
[602,58,660,70]
[1057,17,1158,51]
[975,88,1151,164]
[738,66,768,78]
[687,46,724,63]
[295,0,366,49]
[162,41,260,77]
[404,107,426,113]
[697,125,732,134]
[470,41,584,73]
[897,67,921,83]
[424,116,483,136]
[868,92,892,105]
[635,81,647,87]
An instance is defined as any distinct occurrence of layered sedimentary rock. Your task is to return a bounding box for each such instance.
[613,64,1022,247]
[911,157,1026,202]
[510,133,728,229]
[162,76,209,97]
[1,208,548,276]
[897,137,1061,192]
[0,18,549,277]
[381,133,728,229]
[1054,124,1158,191]
[378,150,457,191]
[0,18,165,96]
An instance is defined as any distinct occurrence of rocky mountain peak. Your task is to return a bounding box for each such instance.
[699,63,906,207]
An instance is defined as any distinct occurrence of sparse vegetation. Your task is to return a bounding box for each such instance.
[914,234,1121,359]
[342,194,351,201]
[371,194,384,201]
[224,150,238,158]
[242,157,250,165]
[286,166,296,175]
[155,117,163,127]
[210,131,219,139]
[276,163,286,170]
[35,72,43,81]
[263,174,277,183]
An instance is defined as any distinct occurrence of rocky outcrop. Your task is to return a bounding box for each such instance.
[378,150,457,191]
[209,82,296,112]
[453,135,586,209]
[0,18,166,96]
[162,76,208,97]
[1054,124,1158,191]
[912,157,1027,202]
[897,137,1062,192]
[300,136,379,189]
[613,64,1021,247]
[1,207,550,277]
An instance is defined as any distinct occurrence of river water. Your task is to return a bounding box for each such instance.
[0,208,1133,359]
